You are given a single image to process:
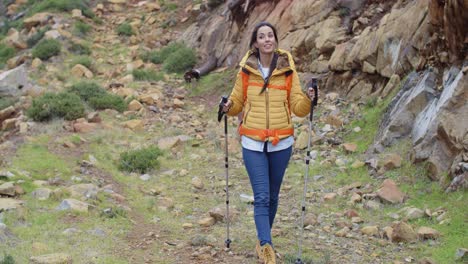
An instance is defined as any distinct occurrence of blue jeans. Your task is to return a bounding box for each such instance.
[242,145,292,246]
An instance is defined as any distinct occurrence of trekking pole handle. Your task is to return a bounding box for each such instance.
[309,78,318,121]
[218,96,228,122]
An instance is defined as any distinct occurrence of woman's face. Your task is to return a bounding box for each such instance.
[254,26,276,55]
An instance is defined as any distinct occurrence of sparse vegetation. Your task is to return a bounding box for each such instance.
[74,21,92,36]
[0,98,16,111]
[28,0,91,15]
[32,39,61,60]
[116,23,134,36]
[69,81,127,112]
[140,42,186,64]
[70,55,92,69]
[0,44,15,68]
[132,69,164,81]
[26,26,50,48]
[26,92,85,121]
[118,146,163,173]
[69,41,91,55]
[163,46,197,73]
[0,254,15,264]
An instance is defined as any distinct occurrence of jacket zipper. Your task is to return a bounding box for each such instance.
[266,87,269,131]
[284,102,290,124]
[244,102,251,123]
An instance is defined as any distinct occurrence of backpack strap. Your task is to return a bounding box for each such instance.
[241,68,250,102]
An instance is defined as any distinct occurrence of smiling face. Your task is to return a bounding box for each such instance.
[253,25,276,55]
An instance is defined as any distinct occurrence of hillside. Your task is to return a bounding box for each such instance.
[0,1,466,263]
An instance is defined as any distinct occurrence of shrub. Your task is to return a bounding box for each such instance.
[89,94,127,112]
[70,55,92,68]
[0,254,15,264]
[0,44,15,67]
[29,0,90,14]
[140,42,185,64]
[163,46,197,73]
[116,23,134,36]
[69,41,91,55]
[69,81,106,101]
[26,26,50,48]
[118,146,163,173]
[132,69,164,81]
[69,81,127,112]
[74,21,92,36]
[0,97,16,111]
[32,39,61,60]
[26,92,85,121]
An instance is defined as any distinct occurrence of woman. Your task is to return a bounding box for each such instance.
[222,22,317,264]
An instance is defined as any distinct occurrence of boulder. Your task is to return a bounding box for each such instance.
[0,65,31,98]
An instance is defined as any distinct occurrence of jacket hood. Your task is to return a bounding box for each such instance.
[239,48,296,76]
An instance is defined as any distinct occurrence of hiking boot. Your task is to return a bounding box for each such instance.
[255,240,264,262]
[261,244,276,264]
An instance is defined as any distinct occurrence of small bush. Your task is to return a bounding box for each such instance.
[132,69,164,82]
[74,21,92,36]
[119,146,163,173]
[26,26,50,48]
[116,23,134,36]
[0,253,15,264]
[32,39,61,60]
[69,81,107,101]
[70,55,92,69]
[0,44,15,67]
[89,94,127,112]
[81,8,95,19]
[140,42,185,64]
[163,46,197,73]
[69,81,127,112]
[26,92,85,121]
[69,42,91,55]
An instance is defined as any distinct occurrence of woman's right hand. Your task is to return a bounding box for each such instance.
[222,99,232,113]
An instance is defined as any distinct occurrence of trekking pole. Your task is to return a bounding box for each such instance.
[218,96,232,249]
[296,79,319,264]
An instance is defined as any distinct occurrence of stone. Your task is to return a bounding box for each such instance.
[157,197,174,211]
[323,193,337,201]
[405,207,425,220]
[44,30,61,39]
[208,207,227,222]
[0,198,24,213]
[173,98,184,108]
[362,61,376,74]
[57,199,89,213]
[122,119,144,131]
[335,227,350,237]
[351,160,365,168]
[23,12,52,29]
[73,122,96,133]
[417,227,440,240]
[343,143,357,153]
[71,64,94,79]
[350,193,362,203]
[361,226,379,237]
[391,222,418,243]
[0,182,16,196]
[0,106,15,122]
[31,58,43,68]
[377,179,405,204]
[128,100,143,111]
[71,9,83,18]
[381,154,402,170]
[31,188,52,200]
[0,65,31,98]
[158,136,181,150]
[1,118,16,130]
[30,253,72,264]
[344,209,359,218]
[198,217,216,227]
[192,177,204,189]
[67,184,98,199]
[364,200,381,210]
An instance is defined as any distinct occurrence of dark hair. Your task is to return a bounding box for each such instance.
[249,21,279,49]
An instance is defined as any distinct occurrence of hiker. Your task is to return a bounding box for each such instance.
[221,21,318,264]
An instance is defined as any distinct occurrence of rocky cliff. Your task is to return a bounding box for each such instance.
[181,0,467,188]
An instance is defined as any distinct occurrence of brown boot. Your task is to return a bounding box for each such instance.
[261,244,276,264]
[255,240,264,262]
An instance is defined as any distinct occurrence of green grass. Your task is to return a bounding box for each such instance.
[188,69,235,97]
[73,21,92,36]
[10,136,72,180]
[0,43,16,68]
[70,55,92,69]
[28,0,91,15]
[116,23,134,36]
[132,69,164,81]
[0,97,16,111]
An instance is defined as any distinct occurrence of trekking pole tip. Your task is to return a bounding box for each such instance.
[225,238,231,248]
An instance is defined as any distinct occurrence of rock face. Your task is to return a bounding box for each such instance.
[0,65,31,98]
